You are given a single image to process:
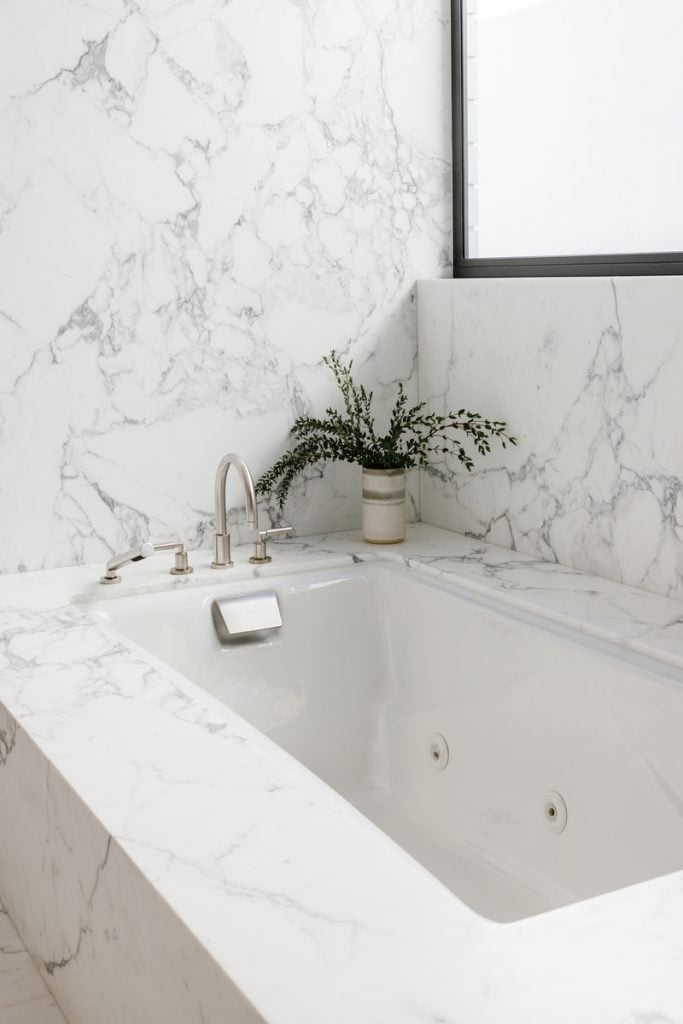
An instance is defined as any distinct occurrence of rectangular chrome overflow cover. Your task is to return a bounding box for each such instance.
[211,591,282,643]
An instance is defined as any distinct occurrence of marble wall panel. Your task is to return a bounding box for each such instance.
[418,277,683,600]
[0,0,451,572]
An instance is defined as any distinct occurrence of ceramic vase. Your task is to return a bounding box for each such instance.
[361,467,406,544]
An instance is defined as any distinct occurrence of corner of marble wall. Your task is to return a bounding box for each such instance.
[416,276,683,600]
[0,0,452,573]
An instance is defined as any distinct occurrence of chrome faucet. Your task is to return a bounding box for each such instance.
[211,453,259,568]
[100,540,193,584]
[211,453,294,568]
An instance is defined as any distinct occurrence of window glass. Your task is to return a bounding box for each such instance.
[464,0,683,259]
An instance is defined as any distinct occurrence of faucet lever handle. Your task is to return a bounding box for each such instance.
[148,539,193,575]
[250,526,293,564]
[258,527,293,541]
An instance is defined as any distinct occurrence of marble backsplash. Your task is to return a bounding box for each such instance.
[0,0,451,573]
[418,277,683,600]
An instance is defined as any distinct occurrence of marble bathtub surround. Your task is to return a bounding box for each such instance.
[418,276,683,601]
[0,0,451,575]
[0,903,67,1024]
[1,525,683,1024]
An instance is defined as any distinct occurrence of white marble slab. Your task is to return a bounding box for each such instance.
[418,276,683,601]
[0,0,451,574]
[0,904,67,1024]
[1,525,683,1023]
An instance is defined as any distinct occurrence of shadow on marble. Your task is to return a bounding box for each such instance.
[0,905,67,1024]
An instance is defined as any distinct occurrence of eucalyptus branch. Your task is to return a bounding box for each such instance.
[257,351,516,509]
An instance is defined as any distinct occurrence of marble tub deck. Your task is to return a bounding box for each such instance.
[1,524,683,1024]
[0,904,67,1024]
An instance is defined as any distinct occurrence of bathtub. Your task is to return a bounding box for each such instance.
[84,560,683,924]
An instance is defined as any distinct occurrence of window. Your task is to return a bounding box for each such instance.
[452,0,683,276]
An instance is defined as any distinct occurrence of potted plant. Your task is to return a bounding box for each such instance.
[257,352,516,544]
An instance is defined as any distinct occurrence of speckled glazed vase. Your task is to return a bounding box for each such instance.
[361,467,406,544]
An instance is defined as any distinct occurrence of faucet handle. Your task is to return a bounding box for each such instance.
[249,526,294,565]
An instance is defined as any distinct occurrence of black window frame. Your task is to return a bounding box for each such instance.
[451,0,683,278]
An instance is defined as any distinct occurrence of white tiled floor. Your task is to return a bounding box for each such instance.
[0,904,67,1024]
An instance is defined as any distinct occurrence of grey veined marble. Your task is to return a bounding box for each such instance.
[0,0,451,573]
[418,276,683,601]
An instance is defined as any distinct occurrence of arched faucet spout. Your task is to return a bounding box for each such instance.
[212,453,259,568]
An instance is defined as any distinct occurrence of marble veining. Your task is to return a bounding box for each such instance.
[418,277,683,601]
[0,903,68,1024]
[1,525,683,1023]
[0,0,451,574]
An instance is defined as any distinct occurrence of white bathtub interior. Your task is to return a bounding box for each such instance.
[81,563,683,923]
